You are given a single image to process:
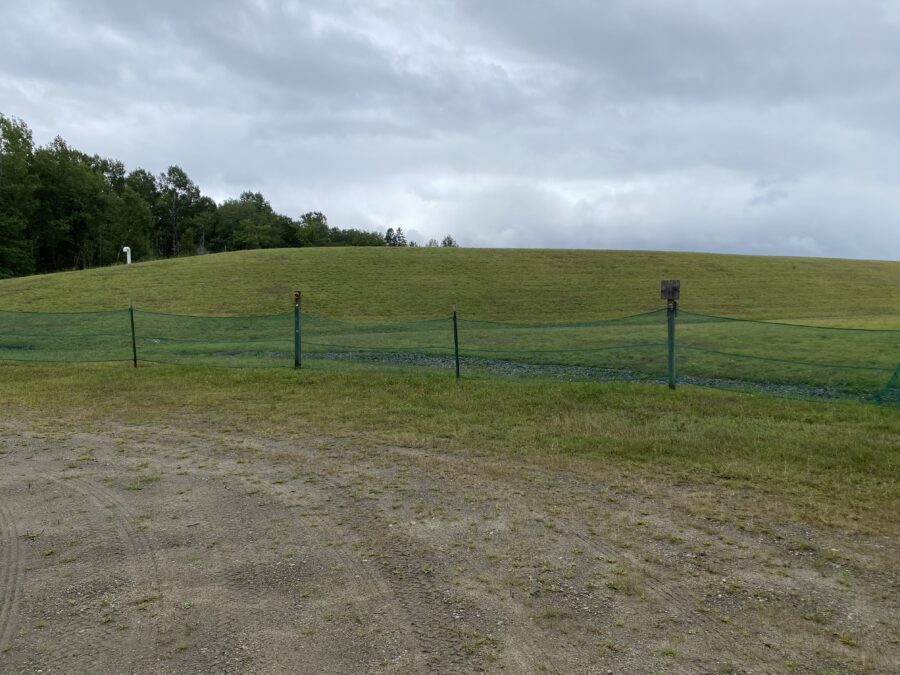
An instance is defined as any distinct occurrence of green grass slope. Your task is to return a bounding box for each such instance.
[0,248,898,325]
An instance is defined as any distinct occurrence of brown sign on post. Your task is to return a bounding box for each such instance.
[660,280,680,301]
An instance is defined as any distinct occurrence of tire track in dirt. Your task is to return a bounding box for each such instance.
[556,496,784,672]
[40,474,164,671]
[14,424,789,671]
[568,528,748,659]
[199,435,486,671]
[130,444,417,672]
[339,503,482,672]
[349,490,556,671]
[56,428,779,671]
[216,464,381,594]
[208,449,424,671]
[561,517,784,671]
[278,439,563,670]
[26,427,398,672]
[0,496,24,654]
[265,448,553,672]
[567,513,776,670]
[387,445,780,672]
[63,475,164,594]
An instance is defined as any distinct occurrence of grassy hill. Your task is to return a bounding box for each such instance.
[0,248,898,326]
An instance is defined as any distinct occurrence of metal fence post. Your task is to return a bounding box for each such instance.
[666,301,677,389]
[129,301,138,368]
[294,290,302,369]
[452,304,460,379]
[660,280,680,390]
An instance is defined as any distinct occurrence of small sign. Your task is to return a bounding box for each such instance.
[660,280,680,301]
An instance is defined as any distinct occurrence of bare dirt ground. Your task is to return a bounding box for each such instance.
[0,414,897,674]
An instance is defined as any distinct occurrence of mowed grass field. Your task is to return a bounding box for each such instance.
[1,247,899,325]
[1,247,898,533]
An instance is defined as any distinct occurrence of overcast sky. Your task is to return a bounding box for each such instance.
[2,0,900,259]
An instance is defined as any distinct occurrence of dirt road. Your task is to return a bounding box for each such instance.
[0,416,896,673]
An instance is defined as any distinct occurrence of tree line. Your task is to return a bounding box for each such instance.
[0,114,458,279]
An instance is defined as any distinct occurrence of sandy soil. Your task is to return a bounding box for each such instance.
[0,415,897,674]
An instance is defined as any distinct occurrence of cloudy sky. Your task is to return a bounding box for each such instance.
[2,0,899,259]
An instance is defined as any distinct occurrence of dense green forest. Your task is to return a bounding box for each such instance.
[0,114,456,279]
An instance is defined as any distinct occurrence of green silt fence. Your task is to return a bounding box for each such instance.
[0,309,133,363]
[674,311,900,398]
[133,309,295,368]
[874,365,900,404]
[453,311,669,381]
[0,305,897,403]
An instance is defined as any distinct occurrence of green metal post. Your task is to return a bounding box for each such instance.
[294,290,302,369]
[666,300,677,389]
[129,301,138,368]
[452,304,460,379]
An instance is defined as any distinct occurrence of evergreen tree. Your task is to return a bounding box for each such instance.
[31,137,109,270]
[0,114,37,277]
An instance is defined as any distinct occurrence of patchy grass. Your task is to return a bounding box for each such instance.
[1,362,897,533]
[125,473,164,491]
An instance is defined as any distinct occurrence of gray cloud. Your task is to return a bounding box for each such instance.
[2,0,899,259]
